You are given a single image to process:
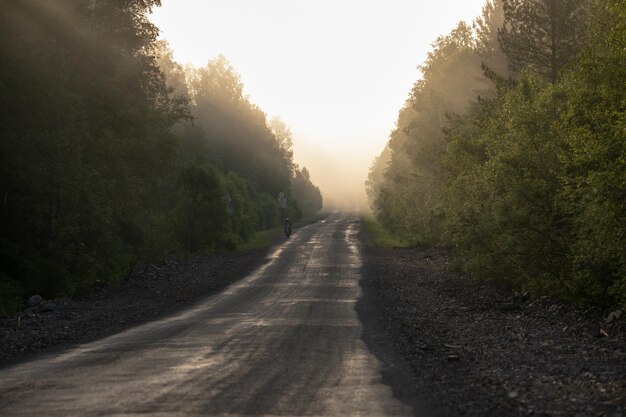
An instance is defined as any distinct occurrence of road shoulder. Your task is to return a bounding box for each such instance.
[0,247,274,369]
[357,221,625,417]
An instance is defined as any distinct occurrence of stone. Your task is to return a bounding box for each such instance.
[27,294,44,308]
[606,310,622,323]
[39,302,58,313]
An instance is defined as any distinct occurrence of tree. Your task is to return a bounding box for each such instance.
[269,116,295,175]
[0,0,184,308]
[441,0,625,308]
[365,145,391,214]
[291,167,322,216]
[557,0,626,306]
[0,0,323,316]
[474,0,506,53]
[175,166,229,252]
[473,0,510,77]
[498,0,589,82]
[186,56,292,195]
[369,21,493,244]
[368,0,624,310]
[154,40,191,110]
[443,73,569,291]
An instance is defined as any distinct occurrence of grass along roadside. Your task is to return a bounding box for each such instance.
[362,216,411,249]
[236,227,283,251]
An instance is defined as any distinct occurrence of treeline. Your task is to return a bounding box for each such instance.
[155,49,321,248]
[0,0,321,315]
[367,0,625,309]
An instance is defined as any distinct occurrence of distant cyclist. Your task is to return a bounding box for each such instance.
[283,218,292,238]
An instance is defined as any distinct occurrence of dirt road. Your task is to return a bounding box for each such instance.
[0,214,414,416]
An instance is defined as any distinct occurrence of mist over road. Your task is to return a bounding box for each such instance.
[0,214,412,416]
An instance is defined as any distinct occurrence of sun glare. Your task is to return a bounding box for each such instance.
[150,0,488,209]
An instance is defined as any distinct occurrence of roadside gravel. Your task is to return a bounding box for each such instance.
[0,248,272,369]
[358,226,625,417]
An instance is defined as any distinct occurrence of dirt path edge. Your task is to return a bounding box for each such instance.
[356,220,625,417]
[0,245,276,369]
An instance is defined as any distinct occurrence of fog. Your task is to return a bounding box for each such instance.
[292,137,373,212]
[150,0,489,213]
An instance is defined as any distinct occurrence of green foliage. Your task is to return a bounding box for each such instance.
[224,172,260,241]
[443,0,625,307]
[444,72,570,292]
[174,166,228,252]
[0,1,322,316]
[365,145,391,214]
[363,217,411,249]
[370,8,508,246]
[556,0,626,306]
[291,167,322,217]
[0,274,24,317]
[236,226,283,252]
[185,56,292,195]
[368,0,625,309]
[499,0,589,82]
[0,0,179,304]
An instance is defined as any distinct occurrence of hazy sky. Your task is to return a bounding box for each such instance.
[150,0,488,209]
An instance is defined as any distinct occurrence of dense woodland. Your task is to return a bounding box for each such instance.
[368,0,625,309]
[0,0,321,315]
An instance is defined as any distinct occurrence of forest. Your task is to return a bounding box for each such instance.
[0,0,322,315]
[367,0,625,309]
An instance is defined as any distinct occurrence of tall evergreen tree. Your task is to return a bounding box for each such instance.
[498,0,589,81]
[473,0,510,76]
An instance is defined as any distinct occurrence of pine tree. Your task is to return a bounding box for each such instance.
[498,0,589,81]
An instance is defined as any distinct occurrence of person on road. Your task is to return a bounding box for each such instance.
[284,218,292,238]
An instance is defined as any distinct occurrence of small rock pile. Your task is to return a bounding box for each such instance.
[23,295,58,315]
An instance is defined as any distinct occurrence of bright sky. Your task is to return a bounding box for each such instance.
[150,0,488,210]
